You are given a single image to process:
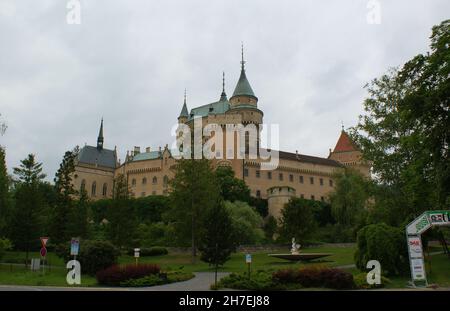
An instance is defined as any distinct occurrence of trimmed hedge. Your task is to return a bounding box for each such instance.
[96,264,161,286]
[126,247,168,257]
[353,273,390,289]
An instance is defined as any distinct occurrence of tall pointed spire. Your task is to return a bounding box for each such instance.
[97,118,104,150]
[231,43,257,100]
[178,89,189,120]
[220,71,227,101]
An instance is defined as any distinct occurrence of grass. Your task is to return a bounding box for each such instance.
[1,245,448,288]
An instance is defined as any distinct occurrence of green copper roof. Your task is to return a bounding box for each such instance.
[179,102,189,118]
[231,68,256,99]
[132,151,161,161]
[188,98,230,121]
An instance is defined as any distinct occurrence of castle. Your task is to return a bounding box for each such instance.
[72,51,370,219]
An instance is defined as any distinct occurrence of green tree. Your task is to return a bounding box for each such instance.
[279,198,318,244]
[0,147,10,236]
[10,154,46,264]
[169,158,220,261]
[107,174,137,248]
[215,166,250,202]
[224,200,264,245]
[68,188,89,239]
[199,200,235,287]
[351,20,450,222]
[329,168,370,227]
[49,147,78,244]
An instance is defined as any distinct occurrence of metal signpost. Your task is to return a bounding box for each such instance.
[134,248,140,265]
[40,237,49,275]
[246,254,252,279]
[406,210,450,287]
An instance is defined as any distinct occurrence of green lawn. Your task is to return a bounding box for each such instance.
[1,245,448,288]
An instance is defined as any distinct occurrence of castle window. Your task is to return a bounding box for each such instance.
[329,179,333,187]
[102,183,107,197]
[80,179,86,192]
[267,172,272,180]
[142,177,147,185]
[91,182,97,197]
[244,169,249,177]
[279,173,283,181]
[256,170,260,178]
[320,178,324,186]
[163,175,169,187]
[152,176,157,184]
[310,177,314,185]
[256,190,261,198]
[311,195,315,200]
[132,178,136,186]
[289,174,294,182]
[299,176,304,183]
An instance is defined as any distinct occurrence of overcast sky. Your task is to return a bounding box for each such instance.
[0,0,448,180]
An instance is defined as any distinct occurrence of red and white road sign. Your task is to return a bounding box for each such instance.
[40,247,47,258]
[40,237,49,248]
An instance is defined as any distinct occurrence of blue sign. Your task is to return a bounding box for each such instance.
[70,238,80,256]
[246,254,252,263]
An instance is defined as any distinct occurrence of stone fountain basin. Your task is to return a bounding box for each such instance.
[268,253,332,261]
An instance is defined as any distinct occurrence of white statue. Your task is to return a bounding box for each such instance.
[291,238,301,255]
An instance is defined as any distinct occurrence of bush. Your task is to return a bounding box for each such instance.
[218,271,280,291]
[353,273,390,289]
[55,240,120,275]
[126,247,168,257]
[355,223,409,276]
[273,266,355,289]
[96,263,161,286]
[120,271,194,287]
[0,238,12,259]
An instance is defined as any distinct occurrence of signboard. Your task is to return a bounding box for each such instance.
[40,247,47,258]
[134,248,140,258]
[40,237,49,248]
[427,211,450,226]
[410,258,426,280]
[245,254,252,264]
[406,213,430,235]
[70,238,80,256]
[407,236,423,259]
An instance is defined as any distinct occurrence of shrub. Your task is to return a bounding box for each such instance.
[355,223,409,276]
[55,240,120,275]
[0,238,12,259]
[120,271,194,287]
[96,263,161,286]
[126,247,168,257]
[319,268,355,290]
[218,271,280,291]
[272,269,300,284]
[353,273,390,289]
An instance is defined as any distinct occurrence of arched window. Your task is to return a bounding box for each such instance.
[142,177,147,185]
[91,182,96,196]
[152,176,157,184]
[80,179,86,192]
[102,183,107,197]
[132,178,136,186]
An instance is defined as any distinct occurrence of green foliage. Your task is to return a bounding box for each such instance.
[217,271,279,291]
[107,174,137,248]
[351,20,450,222]
[0,147,10,237]
[329,168,370,227]
[263,216,278,241]
[56,240,120,275]
[248,196,268,218]
[215,166,250,202]
[118,271,194,287]
[353,272,390,289]
[199,201,235,268]
[96,263,160,286]
[355,223,409,276]
[50,147,79,244]
[126,247,168,257]
[134,195,169,224]
[9,154,46,262]
[279,198,318,243]
[168,158,220,256]
[136,222,175,247]
[224,201,264,245]
[68,188,89,239]
[0,238,12,259]
[314,224,355,243]
[89,199,113,224]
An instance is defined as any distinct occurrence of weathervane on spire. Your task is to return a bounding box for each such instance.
[184,88,187,104]
[341,120,345,131]
[241,42,246,70]
[222,71,225,92]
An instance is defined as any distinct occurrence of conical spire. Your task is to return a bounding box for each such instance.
[97,118,104,150]
[231,43,257,99]
[220,71,227,101]
[178,89,189,119]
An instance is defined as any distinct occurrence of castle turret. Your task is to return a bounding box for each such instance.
[229,44,258,108]
[178,89,189,124]
[97,118,104,150]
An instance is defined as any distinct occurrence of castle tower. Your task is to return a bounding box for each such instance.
[267,186,296,220]
[178,89,189,124]
[97,118,104,150]
[328,129,371,177]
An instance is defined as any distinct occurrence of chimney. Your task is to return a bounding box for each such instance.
[146,147,151,153]
[134,146,140,154]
